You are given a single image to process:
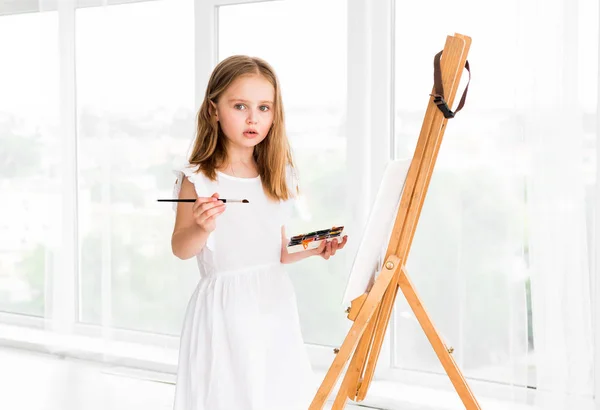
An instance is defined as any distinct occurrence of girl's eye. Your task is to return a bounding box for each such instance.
[259,105,270,112]
[234,104,246,110]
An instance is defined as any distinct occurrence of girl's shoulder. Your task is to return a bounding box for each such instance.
[174,163,211,186]
[172,163,215,203]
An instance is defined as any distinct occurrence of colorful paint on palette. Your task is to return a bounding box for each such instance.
[287,226,345,253]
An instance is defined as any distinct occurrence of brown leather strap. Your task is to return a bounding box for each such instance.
[430,50,470,118]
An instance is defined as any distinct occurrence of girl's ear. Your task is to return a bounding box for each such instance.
[209,100,219,121]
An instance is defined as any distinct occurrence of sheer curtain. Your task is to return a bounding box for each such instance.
[521,0,596,406]
[393,0,598,404]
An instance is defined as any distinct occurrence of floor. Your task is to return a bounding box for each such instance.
[0,346,597,410]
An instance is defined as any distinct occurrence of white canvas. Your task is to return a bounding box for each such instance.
[342,159,412,305]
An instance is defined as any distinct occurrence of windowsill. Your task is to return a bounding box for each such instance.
[0,321,179,374]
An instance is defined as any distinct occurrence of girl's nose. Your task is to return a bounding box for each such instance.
[246,114,257,124]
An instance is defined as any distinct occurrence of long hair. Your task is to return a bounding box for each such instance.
[189,55,296,201]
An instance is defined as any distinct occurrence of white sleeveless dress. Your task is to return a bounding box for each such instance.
[172,164,315,410]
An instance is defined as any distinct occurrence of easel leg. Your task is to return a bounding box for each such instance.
[330,364,355,409]
[355,283,398,400]
[309,256,400,410]
[328,301,382,409]
[398,267,481,410]
[345,301,381,401]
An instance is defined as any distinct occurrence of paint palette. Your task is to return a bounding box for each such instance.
[286,226,345,254]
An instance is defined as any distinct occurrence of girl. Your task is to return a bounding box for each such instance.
[171,55,348,410]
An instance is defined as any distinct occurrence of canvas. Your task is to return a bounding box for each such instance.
[342,159,411,306]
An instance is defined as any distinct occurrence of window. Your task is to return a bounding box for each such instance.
[0,11,59,318]
[76,0,197,335]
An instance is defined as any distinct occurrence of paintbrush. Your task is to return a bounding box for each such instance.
[157,199,249,203]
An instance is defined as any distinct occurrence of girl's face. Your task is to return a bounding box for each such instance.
[214,74,275,151]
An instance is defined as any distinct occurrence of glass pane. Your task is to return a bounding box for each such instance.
[0,12,59,317]
[394,1,530,386]
[76,0,197,334]
[218,0,349,346]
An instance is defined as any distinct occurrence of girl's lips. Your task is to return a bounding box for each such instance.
[243,131,259,138]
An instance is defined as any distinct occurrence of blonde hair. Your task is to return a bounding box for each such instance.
[189,55,296,201]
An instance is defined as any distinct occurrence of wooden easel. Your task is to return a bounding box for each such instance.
[310,34,480,410]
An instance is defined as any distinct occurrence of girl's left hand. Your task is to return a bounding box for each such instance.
[312,235,348,260]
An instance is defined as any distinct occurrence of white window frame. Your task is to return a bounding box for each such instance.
[0,0,164,15]
[0,0,80,343]
[595,2,600,401]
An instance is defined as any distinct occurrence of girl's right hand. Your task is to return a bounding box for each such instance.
[192,192,226,233]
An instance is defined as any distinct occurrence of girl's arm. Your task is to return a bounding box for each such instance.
[280,226,348,263]
[171,178,215,260]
